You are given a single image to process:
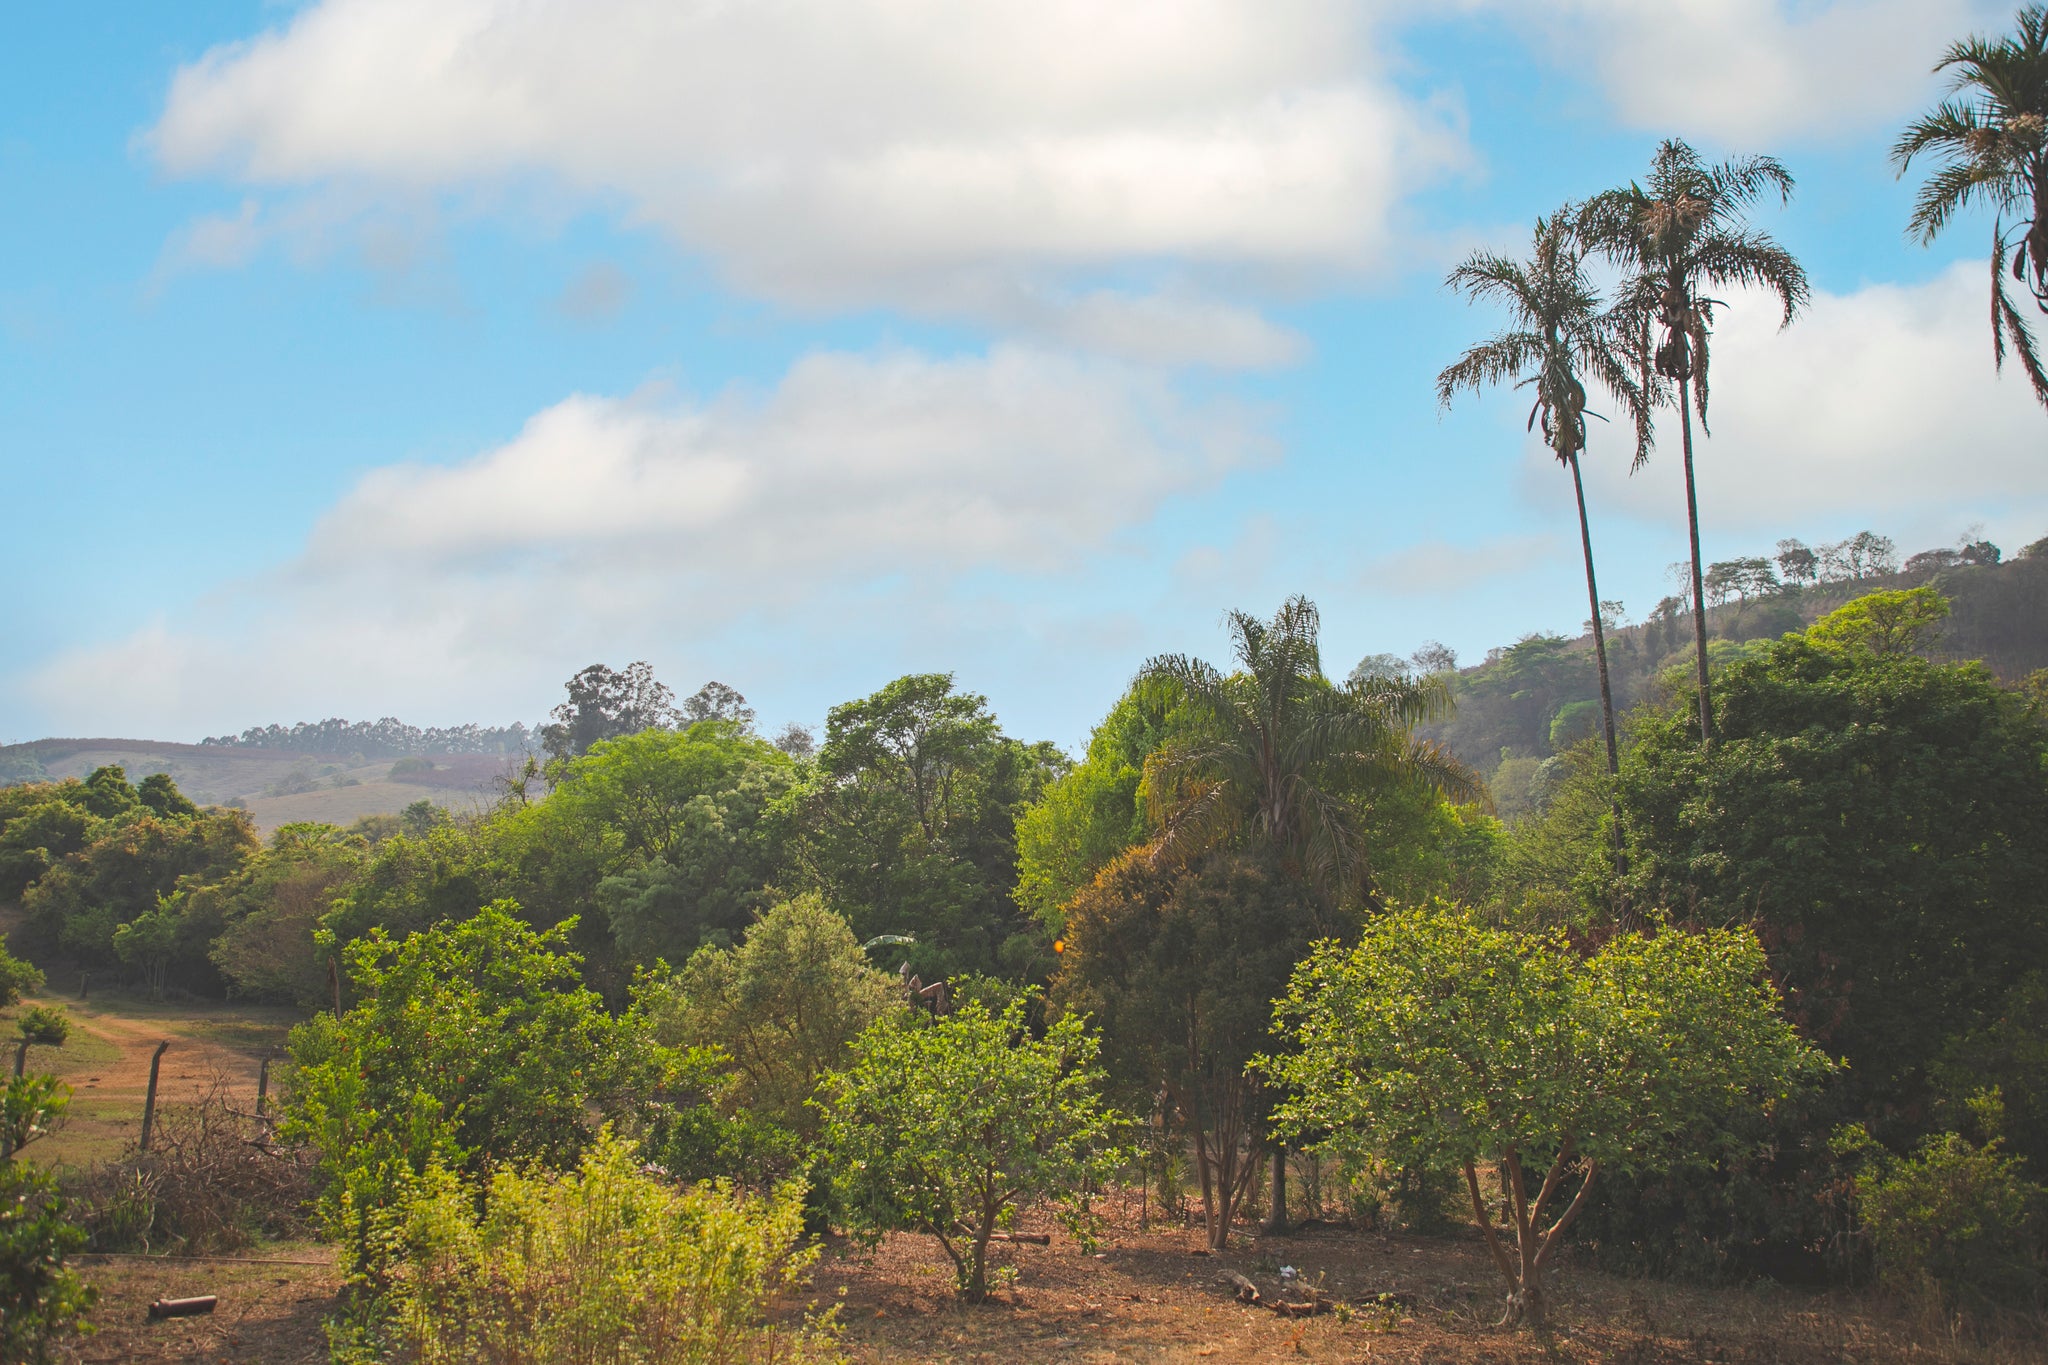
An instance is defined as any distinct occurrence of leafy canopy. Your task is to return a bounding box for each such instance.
[820,996,1122,1300]
[1261,905,1827,1324]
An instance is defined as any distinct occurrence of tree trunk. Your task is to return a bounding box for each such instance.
[1568,452,1630,923]
[1678,390,1713,747]
[1263,1143,1289,1235]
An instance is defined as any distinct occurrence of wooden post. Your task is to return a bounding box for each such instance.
[78,971,88,1001]
[257,1052,273,1117]
[140,1041,170,1151]
[11,1039,26,1078]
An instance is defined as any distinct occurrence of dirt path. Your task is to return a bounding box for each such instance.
[6,992,302,1167]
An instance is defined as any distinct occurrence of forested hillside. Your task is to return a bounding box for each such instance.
[1410,530,2048,816]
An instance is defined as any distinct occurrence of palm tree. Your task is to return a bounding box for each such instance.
[1435,211,1654,782]
[1579,140,1810,747]
[1893,3,2048,409]
[1137,595,1479,1232]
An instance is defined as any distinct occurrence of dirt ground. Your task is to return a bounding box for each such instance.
[53,1201,2038,1365]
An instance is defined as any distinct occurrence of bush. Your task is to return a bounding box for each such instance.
[386,1133,838,1365]
[1859,1129,2046,1314]
[15,1004,70,1047]
[0,933,43,1006]
[73,1080,313,1253]
[1,1070,92,1358]
[821,996,1123,1301]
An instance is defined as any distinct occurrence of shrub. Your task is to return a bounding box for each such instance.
[387,1133,838,1365]
[15,1004,70,1047]
[820,996,1123,1301]
[0,1158,96,1364]
[1859,1129,2046,1314]
[74,1079,313,1253]
[0,933,43,1006]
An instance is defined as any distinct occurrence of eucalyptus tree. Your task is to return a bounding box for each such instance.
[1580,141,1810,745]
[1436,211,1653,779]
[1893,3,2048,408]
[1137,595,1479,1231]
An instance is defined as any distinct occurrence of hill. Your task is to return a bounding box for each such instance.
[1415,542,2048,817]
[0,737,512,834]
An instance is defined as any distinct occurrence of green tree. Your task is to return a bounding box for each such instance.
[1136,595,1478,1229]
[1013,678,1185,933]
[0,933,43,1007]
[283,903,660,1275]
[1580,140,1810,746]
[1,1114,95,1362]
[1616,632,2048,1125]
[206,823,371,1007]
[645,895,898,1137]
[820,996,1122,1301]
[800,674,1064,980]
[1138,596,1476,905]
[1438,211,1653,781]
[1894,3,2048,407]
[1052,847,1333,1249]
[539,661,684,769]
[1262,906,1827,1327]
[1806,586,1951,656]
[136,772,199,819]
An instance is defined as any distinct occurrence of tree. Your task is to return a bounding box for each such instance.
[1,1079,94,1362]
[1616,631,2048,1125]
[820,996,1122,1301]
[800,674,1064,979]
[1776,538,1820,586]
[681,681,756,729]
[1013,678,1184,933]
[284,903,661,1275]
[1139,596,1476,905]
[539,661,683,768]
[1138,596,1477,1229]
[1261,905,1827,1327]
[646,895,898,1137]
[205,823,369,1007]
[1438,211,1653,781]
[1894,4,2048,407]
[1581,140,1810,746]
[0,934,42,1007]
[1806,586,1951,656]
[1052,847,1334,1248]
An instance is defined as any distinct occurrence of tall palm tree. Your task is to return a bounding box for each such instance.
[1893,3,2048,408]
[1138,595,1478,1234]
[1435,211,1654,781]
[1579,140,1810,747]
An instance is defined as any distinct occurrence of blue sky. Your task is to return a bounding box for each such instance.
[4,1,2043,750]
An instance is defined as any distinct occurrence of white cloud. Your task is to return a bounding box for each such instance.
[1573,261,2048,544]
[23,345,1271,735]
[1480,0,2008,144]
[145,0,1467,358]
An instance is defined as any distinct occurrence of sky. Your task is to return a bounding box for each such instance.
[3,0,2044,751]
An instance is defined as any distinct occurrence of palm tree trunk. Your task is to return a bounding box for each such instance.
[1678,388,1713,747]
[1568,453,1631,923]
[1568,454,1620,776]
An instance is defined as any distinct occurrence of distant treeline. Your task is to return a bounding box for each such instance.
[201,717,532,758]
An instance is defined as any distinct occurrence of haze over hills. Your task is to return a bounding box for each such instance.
[6,527,2043,834]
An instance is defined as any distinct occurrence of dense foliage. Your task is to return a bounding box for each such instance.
[1262,905,1828,1325]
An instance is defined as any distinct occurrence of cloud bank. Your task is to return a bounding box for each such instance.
[24,346,1269,735]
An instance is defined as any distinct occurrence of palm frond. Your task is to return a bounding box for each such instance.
[1993,240,2048,407]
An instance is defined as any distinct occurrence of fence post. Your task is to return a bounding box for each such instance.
[140,1041,170,1151]
[78,971,88,1001]
[256,1052,273,1118]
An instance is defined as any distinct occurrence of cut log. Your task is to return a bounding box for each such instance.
[1218,1270,1262,1304]
[147,1295,218,1320]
